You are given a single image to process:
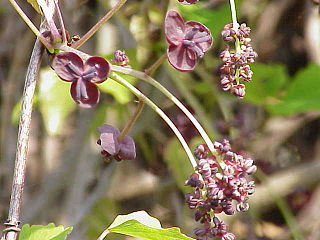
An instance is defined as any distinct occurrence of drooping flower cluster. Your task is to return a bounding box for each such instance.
[164,10,213,72]
[177,0,198,5]
[111,50,130,67]
[219,23,257,98]
[97,124,136,162]
[52,51,110,107]
[185,139,256,240]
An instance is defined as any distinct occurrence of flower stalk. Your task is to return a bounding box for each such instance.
[118,100,145,141]
[72,0,127,49]
[110,72,197,168]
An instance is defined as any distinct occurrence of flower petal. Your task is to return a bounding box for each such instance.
[118,135,136,160]
[84,56,110,83]
[100,132,120,156]
[167,45,196,72]
[165,10,185,46]
[185,21,213,53]
[70,80,100,108]
[52,52,84,82]
[97,124,121,135]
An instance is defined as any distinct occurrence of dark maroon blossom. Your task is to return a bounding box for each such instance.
[165,10,213,72]
[177,0,198,5]
[97,124,136,162]
[52,51,110,108]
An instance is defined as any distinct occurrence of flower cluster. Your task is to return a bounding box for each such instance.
[177,0,198,5]
[111,50,130,67]
[52,51,110,108]
[219,23,257,98]
[185,139,256,240]
[164,10,213,72]
[97,124,136,162]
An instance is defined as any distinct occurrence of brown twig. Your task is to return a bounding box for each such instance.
[1,38,44,240]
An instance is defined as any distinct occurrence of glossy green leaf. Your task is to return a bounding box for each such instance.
[267,64,320,115]
[100,211,194,240]
[38,67,76,136]
[245,63,289,105]
[19,223,72,240]
[164,137,202,192]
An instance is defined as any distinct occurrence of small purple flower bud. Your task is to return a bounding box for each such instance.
[232,84,246,98]
[185,173,204,188]
[112,50,130,67]
[194,144,210,159]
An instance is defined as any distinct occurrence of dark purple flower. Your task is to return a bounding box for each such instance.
[165,10,213,72]
[52,52,110,108]
[97,124,136,161]
[177,0,198,5]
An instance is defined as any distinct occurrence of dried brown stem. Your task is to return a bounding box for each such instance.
[1,38,44,240]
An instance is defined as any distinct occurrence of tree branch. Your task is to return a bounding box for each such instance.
[1,38,44,240]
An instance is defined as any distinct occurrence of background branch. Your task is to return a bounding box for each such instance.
[2,37,44,240]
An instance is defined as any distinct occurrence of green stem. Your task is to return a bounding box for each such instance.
[8,0,54,52]
[144,54,168,76]
[72,0,127,49]
[229,0,239,29]
[110,72,197,168]
[167,67,216,137]
[110,65,220,161]
[118,100,145,141]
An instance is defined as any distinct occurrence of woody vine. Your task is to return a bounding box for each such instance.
[2,0,257,239]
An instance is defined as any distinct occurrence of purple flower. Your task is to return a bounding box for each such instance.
[177,0,198,5]
[97,124,136,161]
[165,10,213,72]
[52,52,110,108]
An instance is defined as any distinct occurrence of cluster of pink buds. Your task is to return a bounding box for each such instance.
[111,50,130,67]
[219,23,257,98]
[185,139,256,240]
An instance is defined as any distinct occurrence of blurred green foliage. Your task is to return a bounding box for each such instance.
[19,223,72,240]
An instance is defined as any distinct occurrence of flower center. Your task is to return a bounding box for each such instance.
[66,62,82,77]
[82,67,98,81]
[182,27,211,58]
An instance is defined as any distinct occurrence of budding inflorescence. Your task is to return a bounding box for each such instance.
[185,139,256,240]
[219,23,257,98]
[111,50,130,67]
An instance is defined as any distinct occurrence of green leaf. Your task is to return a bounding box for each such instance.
[244,63,289,105]
[179,3,232,39]
[99,76,134,104]
[267,64,320,115]
[163,137,202,192]
[101,211,194,240]
[26,0,42,14]
[38,67,76,136]
[19,223,72,240]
